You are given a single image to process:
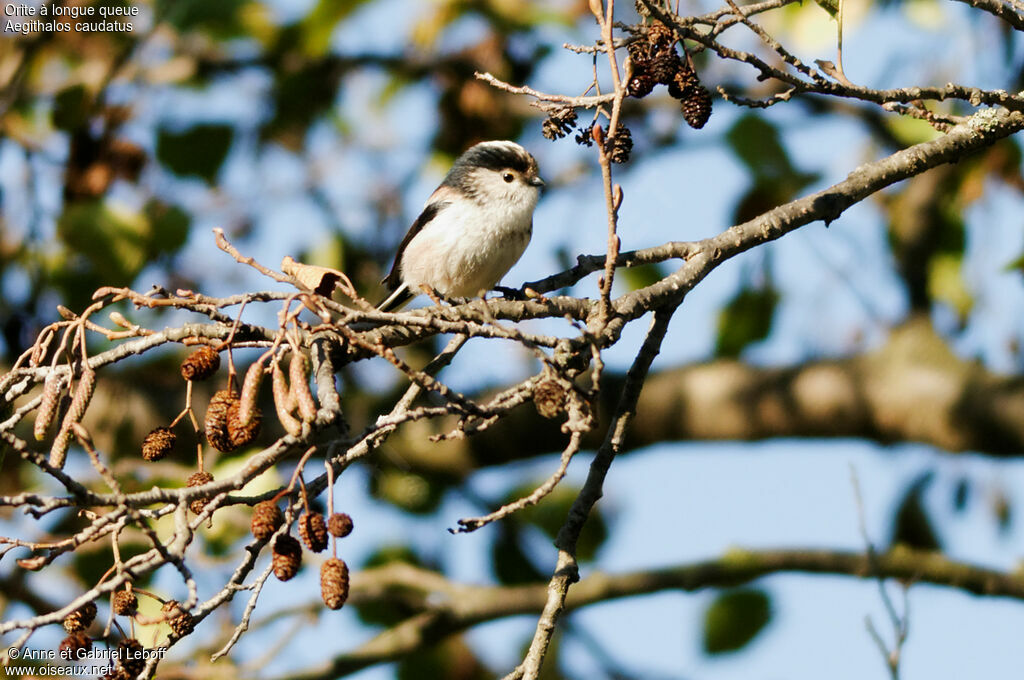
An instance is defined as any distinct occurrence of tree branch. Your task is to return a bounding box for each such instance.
[264,547,1024,680]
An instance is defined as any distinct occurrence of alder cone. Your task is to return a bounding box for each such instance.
[298,512,328,553]
[118,638,146,677]
[533,379,567,419]
[627,72,655,98]
[226,400,261,448]
[272,535,303,581]
[682,85,713,129]
[180,346,220,381]
[320,557,349,610]
[205,389,238,452]
[100,666,132,680]
[162,600,195,638]
[646,21,675,53]
[59,632,91,655]
[141,427,176,461]
[63,601,97,633]
[186,471,214,515]
[112,589,138,616]
[327,512,353,538]
[649,52,682,85]
[251,501,283,540]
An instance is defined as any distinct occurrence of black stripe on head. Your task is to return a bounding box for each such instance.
[441,141,538,192]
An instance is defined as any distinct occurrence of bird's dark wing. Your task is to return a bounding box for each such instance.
[381,200,448,291]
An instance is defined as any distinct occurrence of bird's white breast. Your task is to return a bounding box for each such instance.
[399,192,537,298]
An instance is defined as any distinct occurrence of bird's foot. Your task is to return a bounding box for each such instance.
[493,286,526,301]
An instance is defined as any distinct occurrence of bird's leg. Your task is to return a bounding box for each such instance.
[419,284,446,307]
[493,285,526,301]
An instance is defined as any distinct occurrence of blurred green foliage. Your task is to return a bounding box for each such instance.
[702,588,773,655]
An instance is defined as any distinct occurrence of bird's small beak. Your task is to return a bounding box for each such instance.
[528,175,545,188]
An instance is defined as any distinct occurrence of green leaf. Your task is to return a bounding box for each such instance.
[726,115,819,223]
[156,124,234,183]
[53,85,90,131]
[503,483,608,562]
[299,0,371,57]
[703,588,773,654]
[1004,251,1024,275]
[927,252,972,321]
[725,115,796,184]
[144,200,191,256]
[397,637,492,680]
[159,0,249,38]
[715,282,779,358]
[56,201,151,285]
[369,467,444,514]
[491,525,545,585]
[620,263,666,291]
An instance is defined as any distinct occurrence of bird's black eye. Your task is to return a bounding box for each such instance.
[502,172,515,183]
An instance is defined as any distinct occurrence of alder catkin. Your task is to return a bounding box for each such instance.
[272,362,303,436]
[289,351,318,423]
[34,373,62,441]
[50,366,95,469]
[238,361,265,427]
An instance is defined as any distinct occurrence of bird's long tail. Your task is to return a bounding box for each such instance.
[377,283,415,312]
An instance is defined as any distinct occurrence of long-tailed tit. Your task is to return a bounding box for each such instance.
[378,140,544,311]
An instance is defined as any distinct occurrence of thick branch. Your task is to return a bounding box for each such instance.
[266,547,1024,680]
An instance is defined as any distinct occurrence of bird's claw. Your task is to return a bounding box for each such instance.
[493,286,526,301]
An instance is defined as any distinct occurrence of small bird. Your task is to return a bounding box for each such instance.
[378,140,544,312]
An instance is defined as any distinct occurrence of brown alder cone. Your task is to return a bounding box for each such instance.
[289,351,317,423]
[272,361,303,436]
[251,501,284,540]
[298,511,329,553]
[320,557,349,610]
[682,84,713,129]
[533,379,567,419]
[272,534,303,581]
[50,365,95,469]
[112,589,138,616]
[100,665,132,680]
[180,345,220,381]
[186,471,214,515]
[205,389,238,452]
[59,631,92,655]
[238,361,265,427]
[327,512,353,538]
[141,427,176,461]
[162,600,195,638]
[62,601,97,633]
[226,400,261,449]
[34,373,62,441]
[118,637,146,677]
